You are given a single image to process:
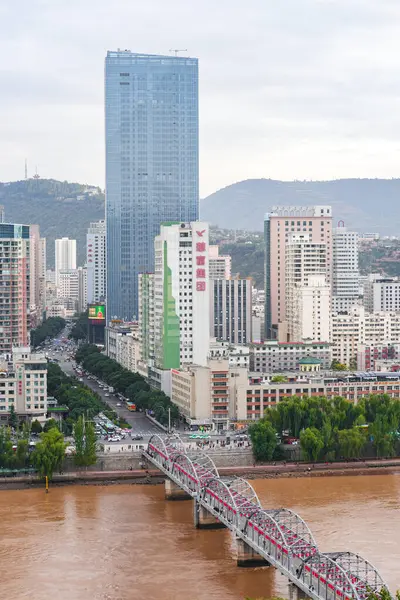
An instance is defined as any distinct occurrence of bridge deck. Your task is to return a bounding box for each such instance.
[144,434,391,600]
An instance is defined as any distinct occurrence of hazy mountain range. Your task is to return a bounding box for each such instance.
[201,178,400,233]
[1,177,398,269]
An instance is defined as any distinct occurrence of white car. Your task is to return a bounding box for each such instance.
[105,393,110,397]
[116,402,121,407]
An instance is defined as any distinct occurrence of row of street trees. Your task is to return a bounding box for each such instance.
[69,312,88,342]
[31,317,66,348]
[75,344,180,427]
[249,394,400,462]
[47,362,120,434]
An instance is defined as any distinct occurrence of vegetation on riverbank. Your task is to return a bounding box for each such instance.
[249,395,400,462]
[75,344,180,426]
[31,317,66,348]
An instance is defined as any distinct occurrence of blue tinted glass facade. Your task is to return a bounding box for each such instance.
[105,51,199,320]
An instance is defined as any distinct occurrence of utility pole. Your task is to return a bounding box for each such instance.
[168,407,171,433]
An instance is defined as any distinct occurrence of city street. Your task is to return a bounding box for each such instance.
[57,352,162,437]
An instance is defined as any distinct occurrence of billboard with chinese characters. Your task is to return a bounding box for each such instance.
[88,304,106,322]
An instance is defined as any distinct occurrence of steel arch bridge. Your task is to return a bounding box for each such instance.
[144,435,391,600]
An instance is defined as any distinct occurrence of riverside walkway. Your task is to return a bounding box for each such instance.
[143,434,391,600]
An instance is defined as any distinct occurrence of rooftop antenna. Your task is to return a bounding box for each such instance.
[33,165,40,180]
[24,158,28,180]
[169,49,188,56]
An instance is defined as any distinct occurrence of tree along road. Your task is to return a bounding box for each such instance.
[57,351,163,437]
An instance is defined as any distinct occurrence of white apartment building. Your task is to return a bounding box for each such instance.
[285,234,330,342]
[55,237,76,286]
[361,273,382,311]
[291,275,331,342]
[87,220,106,304]
[372,278,400,312]
[0,347,48,422]
[332,305,400,366]
[210,278,252,344]
[208,339,251,369]
[57,270,79,300]
[57,267,87,313]
[250,340,332,372]
[154,222,210,370]
[332,225,359,312]
[209,245,231,279]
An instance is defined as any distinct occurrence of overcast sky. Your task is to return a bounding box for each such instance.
[1,0,400,196]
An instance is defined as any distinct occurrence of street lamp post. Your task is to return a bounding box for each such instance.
[168,407,171,434]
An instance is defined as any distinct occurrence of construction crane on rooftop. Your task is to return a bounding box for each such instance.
[169,48,188,56]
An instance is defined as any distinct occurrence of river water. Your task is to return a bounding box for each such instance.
[1,475,399,600]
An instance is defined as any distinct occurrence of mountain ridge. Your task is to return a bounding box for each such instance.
[201,177,400,233]
[0,179,104,266]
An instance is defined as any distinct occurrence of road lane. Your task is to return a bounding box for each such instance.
[57,352,162,436]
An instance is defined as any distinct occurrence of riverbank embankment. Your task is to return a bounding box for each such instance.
[2,457,400,490]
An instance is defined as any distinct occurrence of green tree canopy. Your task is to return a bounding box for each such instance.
[300,428,324,462]
[249,420,277,461]
[32,428,66,479]
[31,317,66,348]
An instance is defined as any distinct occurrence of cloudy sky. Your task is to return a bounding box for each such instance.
[1,0,400,196]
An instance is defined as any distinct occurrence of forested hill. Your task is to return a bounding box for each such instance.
[0,179,104,266]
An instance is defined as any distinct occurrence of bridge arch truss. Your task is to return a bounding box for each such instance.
[143,438,392,600]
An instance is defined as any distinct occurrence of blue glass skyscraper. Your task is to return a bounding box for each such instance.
[105,51,199,320]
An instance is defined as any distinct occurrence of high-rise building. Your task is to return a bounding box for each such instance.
[77,266,87,313]
[285,234,330,342]
[153,222,210,369]
[57,267,87,313]
[369,278,400,312]
[29,225,47,327]
[55,237,76,286]
[264,206,332,339]
[0,224,30,355]
[87,220,106,305]
[209,246,232,280]
[39,238,46,315]
[332,224,359,312]
[138,273,155,363]
[210,278,252,344]
[105,50,199,320]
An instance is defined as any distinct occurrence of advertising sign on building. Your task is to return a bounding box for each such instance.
[88,304,106,322]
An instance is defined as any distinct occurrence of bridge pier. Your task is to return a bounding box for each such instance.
[236,537,270,568]
[194,501,226,529]
[164,478,192,501]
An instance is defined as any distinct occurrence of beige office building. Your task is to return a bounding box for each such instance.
[264,206,332,338]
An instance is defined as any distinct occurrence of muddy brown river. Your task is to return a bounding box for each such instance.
[1,474,399,600]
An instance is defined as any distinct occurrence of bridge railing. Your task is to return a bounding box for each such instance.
[144,437,392,600]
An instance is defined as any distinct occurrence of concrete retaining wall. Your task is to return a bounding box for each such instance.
[62,448,254,473]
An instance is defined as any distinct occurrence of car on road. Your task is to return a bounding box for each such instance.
[116,402,121,407]
[105,393,110,397]
[131,434,143,441]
